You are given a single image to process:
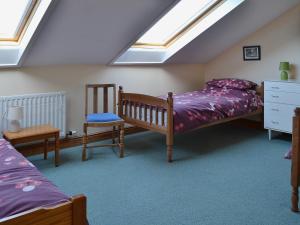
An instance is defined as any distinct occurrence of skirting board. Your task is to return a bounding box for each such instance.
[17,126,146,157]
[16,119,262,157]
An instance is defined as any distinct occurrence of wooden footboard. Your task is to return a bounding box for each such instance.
[118,86,174,162]
[292,108,300,212]
[0,195,88,225]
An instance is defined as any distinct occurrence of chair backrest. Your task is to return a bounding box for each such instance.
[85,84,116,117]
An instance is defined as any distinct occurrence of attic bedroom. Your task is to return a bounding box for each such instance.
[0,0,300,224]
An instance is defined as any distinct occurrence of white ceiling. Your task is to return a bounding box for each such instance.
[23,0,300,66]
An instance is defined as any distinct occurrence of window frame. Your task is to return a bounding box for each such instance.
[133,0,223,48]
[0,0,39,42]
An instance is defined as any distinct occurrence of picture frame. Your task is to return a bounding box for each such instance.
[243,45,261,61]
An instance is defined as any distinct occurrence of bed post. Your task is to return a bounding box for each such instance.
[167,92,174,163]
[118,86,124,118]
[292,108,300,212]
[72,195,88,225]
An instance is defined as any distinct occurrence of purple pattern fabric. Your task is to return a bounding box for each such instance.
[162,86,263,134]
[0,139,69,219]
[206,78,257,90]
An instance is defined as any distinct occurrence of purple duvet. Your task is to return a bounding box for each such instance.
[163,86,263,133]
[0,139,69,219]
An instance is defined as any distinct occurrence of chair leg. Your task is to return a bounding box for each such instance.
[119,124,124,158]
[82,125,88,161]
[112,126,116,144]
[44,139,48,160]
[118,127,121,144]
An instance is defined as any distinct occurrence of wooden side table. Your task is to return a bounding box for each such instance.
[3,125,61,167]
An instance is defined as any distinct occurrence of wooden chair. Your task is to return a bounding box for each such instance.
[82,84,124,161]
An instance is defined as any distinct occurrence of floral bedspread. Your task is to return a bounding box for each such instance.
[162,86,263,133]
[0,139,69,219]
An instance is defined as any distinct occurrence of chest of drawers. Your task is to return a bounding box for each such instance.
[264,80,300,139]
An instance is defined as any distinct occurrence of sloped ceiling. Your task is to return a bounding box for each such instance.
[23,0,300,66]
[168,0,300,63]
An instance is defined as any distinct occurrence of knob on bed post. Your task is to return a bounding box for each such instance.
[295,107,300,117]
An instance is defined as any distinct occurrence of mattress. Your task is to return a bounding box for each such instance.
[126,86,263,134]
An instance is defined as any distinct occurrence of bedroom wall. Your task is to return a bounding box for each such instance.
[204,3,300,83]
[0,64,204,135]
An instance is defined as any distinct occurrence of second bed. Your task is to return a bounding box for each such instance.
[118,79,263,162]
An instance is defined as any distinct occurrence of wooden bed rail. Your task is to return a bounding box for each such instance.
[292,108,300,212]
[0,195,88,225]
[119,86,174,162]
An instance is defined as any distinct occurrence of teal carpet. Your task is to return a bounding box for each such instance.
[29,124,299,225]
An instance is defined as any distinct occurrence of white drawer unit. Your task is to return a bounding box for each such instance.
[264,91,300,105]
[264,81,300,93]
[264,80,300,140]
[264,103,295,133]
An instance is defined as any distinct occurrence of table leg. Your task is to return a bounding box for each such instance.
[54,133,60,167]
[44,139,48,160]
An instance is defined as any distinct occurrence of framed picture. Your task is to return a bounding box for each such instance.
[243,45,261,61]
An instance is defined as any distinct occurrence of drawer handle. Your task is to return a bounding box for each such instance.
[271,87,280,89]
[271,120,279,125]
[271,108,279,112]
[271,95,279,98]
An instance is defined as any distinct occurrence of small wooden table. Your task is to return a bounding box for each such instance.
[3,125,60,167]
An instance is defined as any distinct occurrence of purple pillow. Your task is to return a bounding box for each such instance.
[206,78,257,90]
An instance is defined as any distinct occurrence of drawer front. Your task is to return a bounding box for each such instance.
[264,91,300,105]
[264,103,296,132]
[264,81,300,93]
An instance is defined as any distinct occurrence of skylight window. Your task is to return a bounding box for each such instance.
[0,0,54,67]
[0,0,37,41]
[136,0,220,47]
[113,0,245,64]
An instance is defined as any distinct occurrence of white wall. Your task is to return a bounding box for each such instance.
[205,4,300,83]
[0,64,204,134]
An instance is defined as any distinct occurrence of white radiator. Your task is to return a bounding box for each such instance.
[0,92,66,136]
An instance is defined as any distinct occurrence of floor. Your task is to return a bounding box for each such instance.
[30,124,299,225]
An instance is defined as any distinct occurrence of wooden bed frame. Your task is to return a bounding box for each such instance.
[0,195,88,225]
[292,108,300,212]
[118,83,264,162]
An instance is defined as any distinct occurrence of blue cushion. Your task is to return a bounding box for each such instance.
[87,113,121,122]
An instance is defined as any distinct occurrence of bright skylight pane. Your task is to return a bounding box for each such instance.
[0,0,33,39]
[136,0,219,45]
